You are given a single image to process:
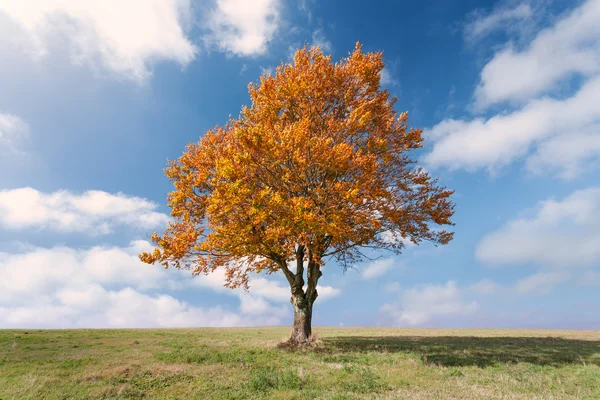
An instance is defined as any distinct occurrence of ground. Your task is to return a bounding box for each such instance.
[1,327,599,399]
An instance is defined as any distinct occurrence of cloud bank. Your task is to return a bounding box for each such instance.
[0,187,170,234]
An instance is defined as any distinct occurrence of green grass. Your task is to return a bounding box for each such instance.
[1,327,599,399]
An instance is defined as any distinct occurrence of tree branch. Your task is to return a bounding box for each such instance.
[270,253,296,287]
[305,249,322,304]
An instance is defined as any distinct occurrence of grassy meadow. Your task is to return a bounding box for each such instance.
[1,327,599,399]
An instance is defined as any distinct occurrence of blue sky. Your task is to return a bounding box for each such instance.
[0,0,598,329]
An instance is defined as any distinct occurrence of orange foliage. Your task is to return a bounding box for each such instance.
[140,43,454,292]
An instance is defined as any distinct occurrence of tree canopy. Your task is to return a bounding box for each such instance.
[140,43,455,344]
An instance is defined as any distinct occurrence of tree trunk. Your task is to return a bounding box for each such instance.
[282,246,321,346]
[289,293,314,345]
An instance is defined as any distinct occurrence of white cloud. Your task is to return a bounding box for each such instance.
[380,68,399,87]
[239,293,287,317]
[525,128,600,179]
[470,274,580,296]
[0,187,170,234]
[426,1,600,178]
[0,241,176,305]
[249,277,291,301]
[0,113,28,152]
[239,293,273,315]
[260,66,275,76]
[311,28,332,53]
[514,271,570,295]
[380,281,478,326]
[298,0,312,22]
[205,0,280,56]
[0,237,342,328]
[0,240,287,328]
[0,0,197,81]
[464,3,533,42]
[362,259,394,279]
[474,0,600,107]
[380,230,416,248]
[314,285,342,300]
[1,287,279,329]
[469,279,502,295]
[476,187,600,268]
[424,76,600,177]
[186,259,341,303]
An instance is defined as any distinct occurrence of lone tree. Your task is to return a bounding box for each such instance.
[140,44,454,345]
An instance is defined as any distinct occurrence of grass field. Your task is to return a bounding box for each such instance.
[1,327,599,399]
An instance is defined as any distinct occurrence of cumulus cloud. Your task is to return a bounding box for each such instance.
[0,187,170,234]
[0,240,272,328]
[525,128,600,179]
[0,237,342,328]
[426,1,600,179]
[0,0,197,81]
[313,285,342,300]
[476,187,600,269]
[424,76,600,177]
[362,259,394,279]
[474,0,600,108]
[0,241,177,305]
[0,287,280,329]
[247,277,291,301]
[204,0,280,56]
[0,241,271,328]
[380,281,478,326]
[239,293,287,318]
[0,113,28,152]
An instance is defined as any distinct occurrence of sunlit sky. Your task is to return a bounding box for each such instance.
[0,0,599,329]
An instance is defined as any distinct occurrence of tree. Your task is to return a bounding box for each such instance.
[140,44,455,345]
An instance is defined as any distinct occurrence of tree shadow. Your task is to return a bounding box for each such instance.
[321,336,600,367]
